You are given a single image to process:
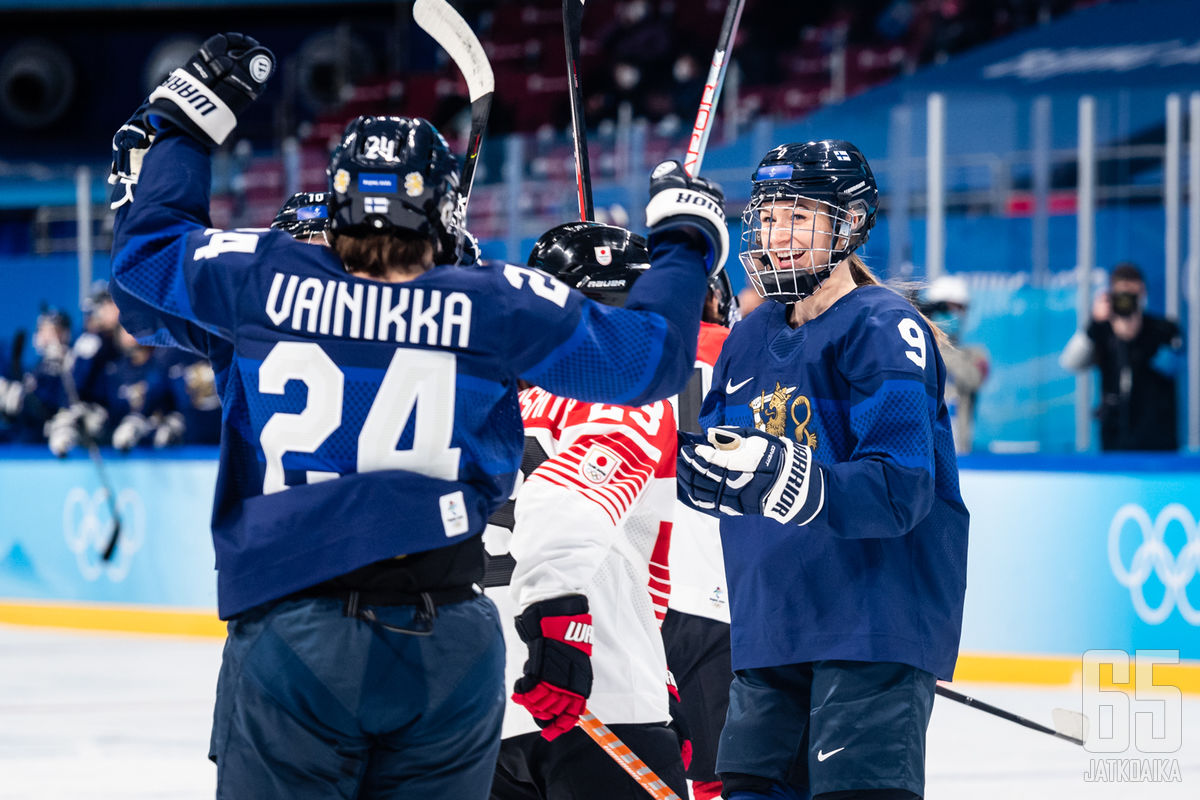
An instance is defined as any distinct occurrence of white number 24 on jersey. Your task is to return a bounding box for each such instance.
[257,342,461,494]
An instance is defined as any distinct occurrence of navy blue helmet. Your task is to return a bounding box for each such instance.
[327,116,462,263]
[740,140,878,302]
[271,191,330,239]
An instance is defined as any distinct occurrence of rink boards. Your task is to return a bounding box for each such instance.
[1,448,1197,690]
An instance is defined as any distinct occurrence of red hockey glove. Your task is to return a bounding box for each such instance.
[512,594,593,741]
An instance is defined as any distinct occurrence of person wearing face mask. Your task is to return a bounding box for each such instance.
[917,274,989,454]
[1060,262,1183,451]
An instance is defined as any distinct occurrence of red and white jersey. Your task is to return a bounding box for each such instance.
[667,321,732,624]
[484,386,677,739]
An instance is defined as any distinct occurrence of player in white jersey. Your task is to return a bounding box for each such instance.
[663,271,737,800]
[485,222,688,799]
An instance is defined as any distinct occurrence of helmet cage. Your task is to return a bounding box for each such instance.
[739,190,867,302]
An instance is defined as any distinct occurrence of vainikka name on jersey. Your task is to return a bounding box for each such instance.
[265,271,472,347]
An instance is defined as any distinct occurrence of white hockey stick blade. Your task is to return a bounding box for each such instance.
[1052,708,1089,743]
[414,0,495,101]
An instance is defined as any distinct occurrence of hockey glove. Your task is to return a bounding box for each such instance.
[146,32,275,148]
[677,426,825,526]
[645,160,729,276]
[108,104,156,210]
[512,594,594,742]
[112,413,152,452]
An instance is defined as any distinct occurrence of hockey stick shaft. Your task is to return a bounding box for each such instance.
[935,684,1085,746]
[577,709,681,800]
[683,0,746,177]
[59,354,123,562]
[413,0,495,219]
[562,0,594,221]
[9,329,25,380]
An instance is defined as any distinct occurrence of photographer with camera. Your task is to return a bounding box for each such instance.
[1060,262,1183,451]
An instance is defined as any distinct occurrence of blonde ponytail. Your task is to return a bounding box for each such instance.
[846,253,951,350]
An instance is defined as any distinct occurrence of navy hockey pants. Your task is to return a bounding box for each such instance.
[209,593,506,799]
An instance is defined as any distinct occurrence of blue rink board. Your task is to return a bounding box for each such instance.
[0,450,1196,660]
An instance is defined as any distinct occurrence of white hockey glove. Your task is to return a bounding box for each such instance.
[0,376,25,417]
[152,412,186,448]
[146,32,275,147]
[677,426,825,526]
[645,160,729,276]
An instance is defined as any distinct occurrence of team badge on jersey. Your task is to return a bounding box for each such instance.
[749,382,819,448]
[580,443,621,484]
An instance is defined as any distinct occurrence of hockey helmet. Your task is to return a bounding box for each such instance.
[327,116,462,263]
[740,140,878,302]
[272,191,330,240]
[527,221,650,307]
[706,270,739,327]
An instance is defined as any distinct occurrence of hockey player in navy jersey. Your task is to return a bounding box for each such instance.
[485,222,687,800]
[108,33,724,800]
[677,141,968,800]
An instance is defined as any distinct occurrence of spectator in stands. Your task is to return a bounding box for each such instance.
[918,274,989,454]
[1060,262,1183,452]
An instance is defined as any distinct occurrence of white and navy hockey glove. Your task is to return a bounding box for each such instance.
[645,159,729,276]
[146,32,275,148]
[108,103,156,210]
[677,426,825,526]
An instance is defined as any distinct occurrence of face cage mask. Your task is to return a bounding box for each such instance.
[739,192,858,303]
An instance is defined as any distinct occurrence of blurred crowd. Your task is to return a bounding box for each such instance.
[0,283,221,453]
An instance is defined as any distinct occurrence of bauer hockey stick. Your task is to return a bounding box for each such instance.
[59,352,123,562]
[413,0,495,223]
[935,684,1089,746]
[683,0,746,177]
[577,709,682,800]
[562,0,594,221]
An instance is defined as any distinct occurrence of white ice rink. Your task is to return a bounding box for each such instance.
[2,625,1196,799]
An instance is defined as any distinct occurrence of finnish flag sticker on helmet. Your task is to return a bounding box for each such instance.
[595,246,612,266]
[365,197,390,213]
[249,54,273,83]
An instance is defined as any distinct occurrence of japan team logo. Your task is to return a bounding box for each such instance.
[62,487,145,582]
[1108,503,1200,625]
[594,246,612,266]
[580,444,621,484]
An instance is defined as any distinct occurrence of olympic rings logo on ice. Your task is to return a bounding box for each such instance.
[62,487,145,582]
[1108,503,1200,625]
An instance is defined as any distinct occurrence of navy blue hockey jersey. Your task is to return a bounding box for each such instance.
[111,130,707,618]
[700,288,968,679]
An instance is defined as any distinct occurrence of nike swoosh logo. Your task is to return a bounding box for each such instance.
[817,747,845,762]
[725,377,753,394]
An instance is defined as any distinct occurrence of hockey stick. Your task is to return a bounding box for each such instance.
[683,0,746,177]
[562,0,594,221]
[577,709,682,800]
[8,329,25,381]
[413,0,495,224]
[935,684,1089,746]
[59,352,123,562]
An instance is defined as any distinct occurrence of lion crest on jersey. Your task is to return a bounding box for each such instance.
[750,382,818,448]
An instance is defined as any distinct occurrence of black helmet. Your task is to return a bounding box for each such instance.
[327,116,462,263]
[272,191,330,239]
[706,270,739,327]
[740,140,878,302]
[527,221,650,307]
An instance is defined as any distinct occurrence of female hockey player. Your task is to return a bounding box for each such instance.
[486,221,688,800]
[108,33,726,800]
[676,140,969,800]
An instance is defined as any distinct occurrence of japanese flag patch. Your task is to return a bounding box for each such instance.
[580,444,621,484]
[594,246,612,266]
